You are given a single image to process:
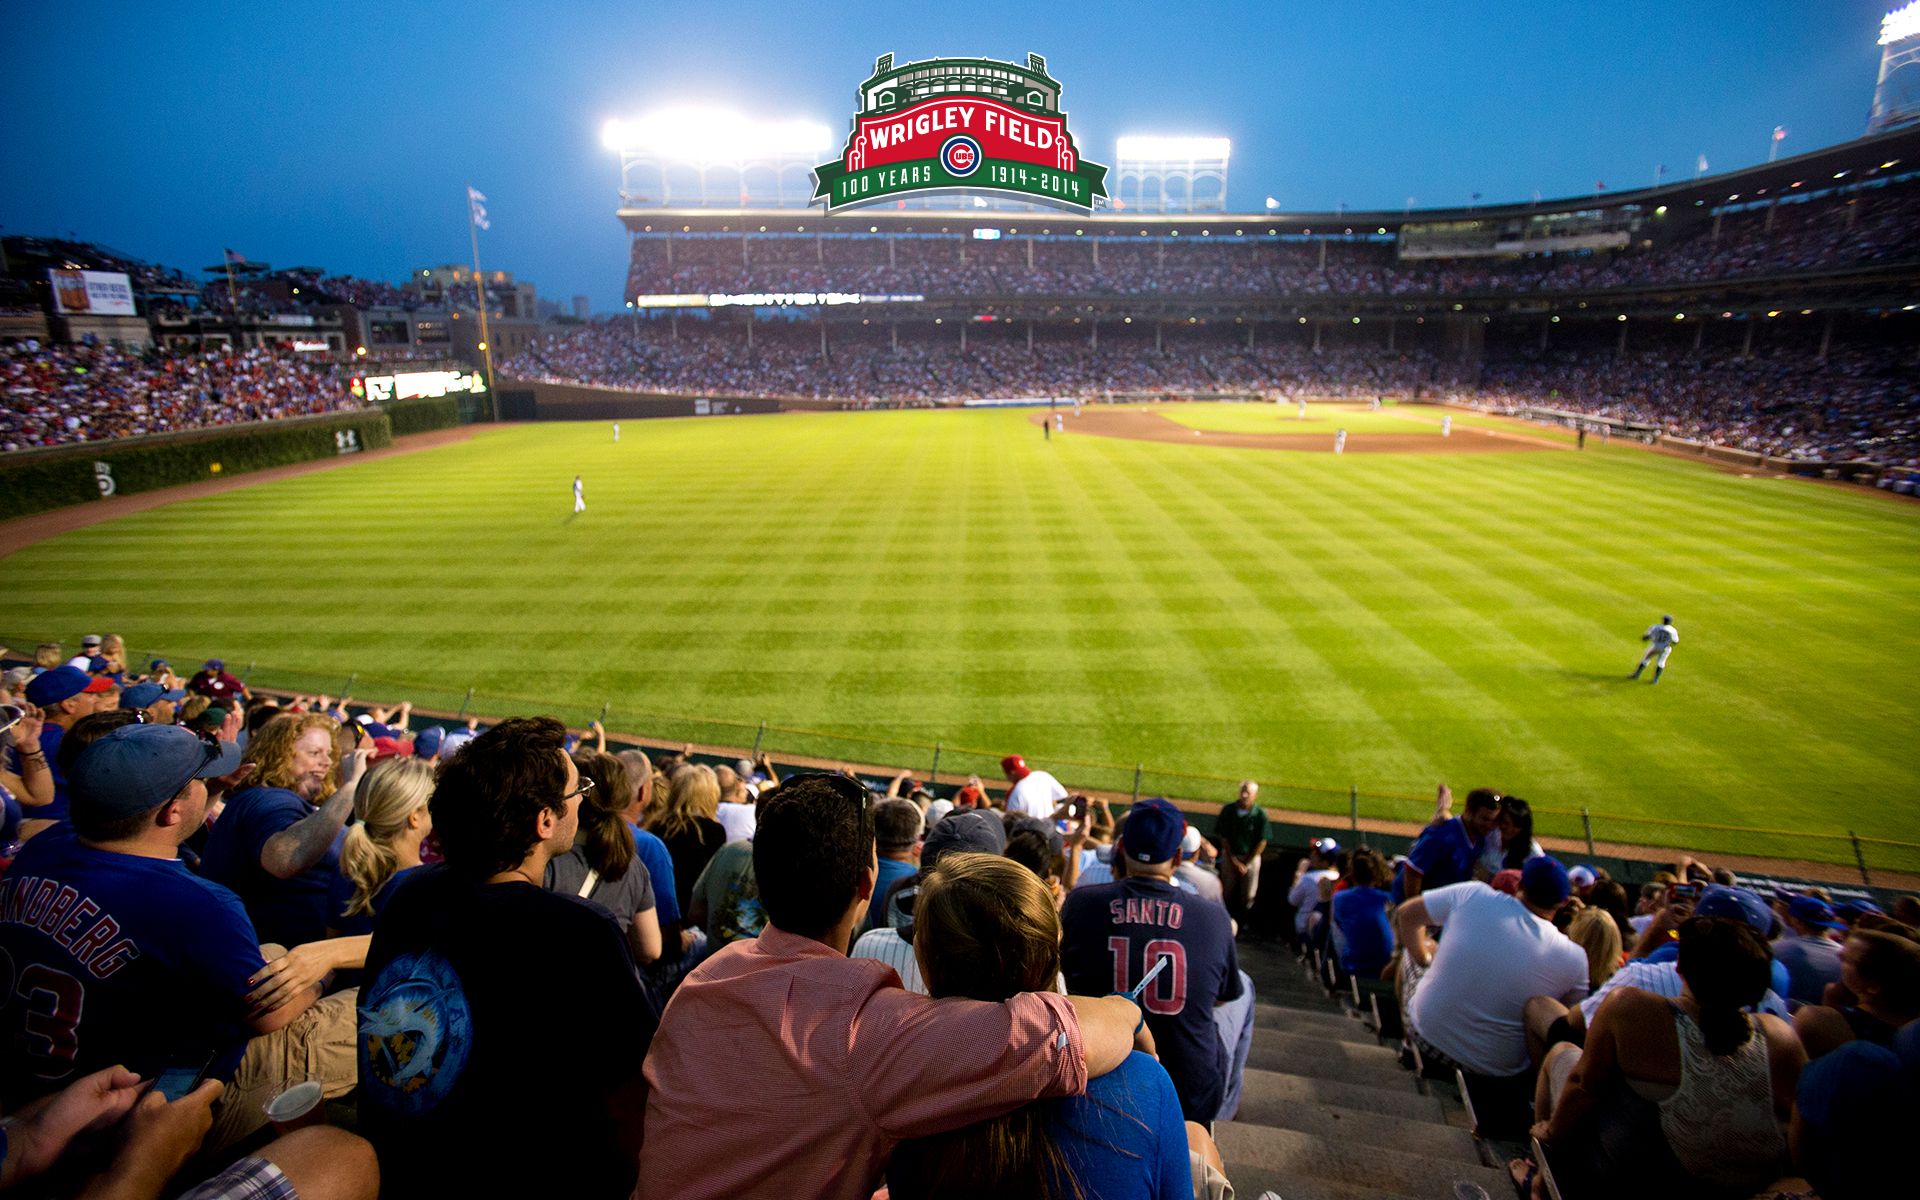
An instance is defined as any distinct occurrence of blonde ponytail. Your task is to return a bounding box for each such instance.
[337,757,434,918]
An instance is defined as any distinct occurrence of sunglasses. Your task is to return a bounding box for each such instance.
[772,771,872,811]
[561,776,596,804]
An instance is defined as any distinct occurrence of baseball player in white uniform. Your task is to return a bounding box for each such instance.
[572,474,586,514]
[1441,415,1452,437]
[613,422,620,443]
[1334,428,1347,455]
[1631,615,1679,683]
[1297,398,1308,420]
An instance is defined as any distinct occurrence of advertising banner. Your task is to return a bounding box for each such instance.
[48,269,136,316]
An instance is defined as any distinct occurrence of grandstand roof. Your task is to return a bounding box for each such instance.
[620,124,1920,236]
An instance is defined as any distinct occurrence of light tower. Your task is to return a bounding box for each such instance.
[1870,1,1920,133]
[1111,136,1231,212]
[602,108,833,207]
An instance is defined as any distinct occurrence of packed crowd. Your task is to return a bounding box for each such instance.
[1287,786,1919,1200]
[0,343,360,451]
[1471,341,1920,464]
[625,179,1920,302]
[504,321,1475,402]
[3,639,1915,1200]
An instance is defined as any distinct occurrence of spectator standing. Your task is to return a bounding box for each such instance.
[201,713,371,947]
[638,772,1144,1200]
[1001,753,1068,820]
[1772,893,1847,1006]
[1062,798,1252,1123]
[1396,860,1588,1079]
[1214,779,1269,923]
[357,717,654,1199]
[186,658,249,705]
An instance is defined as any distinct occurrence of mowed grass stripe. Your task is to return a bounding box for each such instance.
[4,407,1916,854]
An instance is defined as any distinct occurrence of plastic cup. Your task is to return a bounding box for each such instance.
[263,1079,325,1132]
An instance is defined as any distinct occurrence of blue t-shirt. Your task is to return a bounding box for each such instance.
[1061,876,1243,1122]
[0,827,264,1107]
[631,824,680,927]
[868,857,917,932]
[1052,1051,1192,1199]
[1393,817,1481,901]
[329,865,424,937]
[200,786,345,948]
[1332,885,1395,977]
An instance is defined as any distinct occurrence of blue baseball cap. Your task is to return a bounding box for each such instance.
[1521,856,1572,905]
[1310,837,1340,857]
[1695,885,1775,936]
[1837,898,1884,923]
[1122,798,1187,864]
[1787,895,1847,931]
[25,665,110,706]
[69,724,243,821]
[414,725,445,758]
[203,659,224,671]
[120,682,186,710]
[148,658,171,672]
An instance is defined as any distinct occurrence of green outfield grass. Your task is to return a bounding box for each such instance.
[6,406,1918,866]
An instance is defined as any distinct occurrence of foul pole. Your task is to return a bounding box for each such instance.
[466,184,499,422]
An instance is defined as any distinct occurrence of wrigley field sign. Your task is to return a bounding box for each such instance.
[813,52,1109,214]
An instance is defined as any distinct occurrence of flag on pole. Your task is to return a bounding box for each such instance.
[223,248,246,265]
[1656,164,1667,178]
[1595,180,1607,192]
[1470,192,1482,201]
[1264,196,1280,210]
[1696,153,1709,175]
[1772,125,1788,142]
[467,186,490,231]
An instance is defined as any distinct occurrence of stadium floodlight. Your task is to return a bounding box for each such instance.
[1882,1,1920,45]
[1113,136,1231,213]
[1113,136,1233,164]
[602,108,832,165]
[606,106,834,208]
[1871,3,1920,130]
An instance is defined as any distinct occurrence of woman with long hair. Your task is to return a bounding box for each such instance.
[1477,795,1544,877]
[330,756,435,936]
[547,750,662,964]
[1520,916,1805,1199]
[645,763,727,919]
[200,711,370,948]
[887,852,1205,1200]
[1565,906,1623,993]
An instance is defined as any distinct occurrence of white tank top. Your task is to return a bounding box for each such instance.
[1657,1006,1786,1188]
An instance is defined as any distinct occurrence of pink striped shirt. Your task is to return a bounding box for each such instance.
[637,925,1087,1200]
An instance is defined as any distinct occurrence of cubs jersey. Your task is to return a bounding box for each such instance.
[1645,623,1679,648]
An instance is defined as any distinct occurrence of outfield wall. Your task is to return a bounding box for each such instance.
[497,377,784,420]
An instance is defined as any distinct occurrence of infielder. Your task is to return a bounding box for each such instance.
[1298,398,1308,420]
[1442,415,1452,437]
[572,474,586,514]
[1334,428,1347,455]
[1054,412,1064,434]
[1631,615,1679,683]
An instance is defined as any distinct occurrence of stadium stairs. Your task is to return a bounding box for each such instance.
[1219,937,1511,1200]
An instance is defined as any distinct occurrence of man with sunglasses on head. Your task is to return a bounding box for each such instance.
[356,717,656,1200]
[640,772,1148,1200]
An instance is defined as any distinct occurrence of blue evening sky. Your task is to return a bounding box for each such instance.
[0,0,1898,311]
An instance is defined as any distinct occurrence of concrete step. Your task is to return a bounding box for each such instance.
[1234,1067,1450,1124]
[1246,1030,1413,1086]
[1229,1092,1483,1165]
[1254,1003,1383,1045]
[1215,1121,1510,1200]
[1217,1162,1419,1200]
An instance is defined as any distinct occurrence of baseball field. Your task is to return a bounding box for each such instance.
[5,402,1918,868]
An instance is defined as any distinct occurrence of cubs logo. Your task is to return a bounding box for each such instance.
[941,135,981,177]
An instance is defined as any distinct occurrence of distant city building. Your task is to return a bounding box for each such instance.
[572,294,591,318]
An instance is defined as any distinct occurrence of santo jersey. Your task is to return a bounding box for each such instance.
[0,827,265,1108]
[1645,623,1680,648]
[1060,875,1242,1121]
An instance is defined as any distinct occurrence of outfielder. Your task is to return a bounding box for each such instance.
[1442,415,1452,437]
[1298,398,1308,420]
[613,422,620,443]
[1334,428,1347,455]
[1631,615,1679,683]
[572,474,586,514]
